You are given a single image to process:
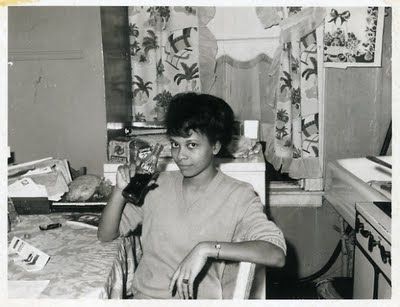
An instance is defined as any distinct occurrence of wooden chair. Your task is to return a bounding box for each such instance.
[130,235,258,299]
[231,261,257,299]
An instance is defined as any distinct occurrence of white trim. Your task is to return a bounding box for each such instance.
[268,185,323,207]
[316,24,325,177]
[8,157,53,171]
[8,49,84,61]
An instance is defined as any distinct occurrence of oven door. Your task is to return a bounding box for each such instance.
[353,213,391,299]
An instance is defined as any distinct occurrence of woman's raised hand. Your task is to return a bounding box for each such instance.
[115,164,136,190]
[168,243,209,299]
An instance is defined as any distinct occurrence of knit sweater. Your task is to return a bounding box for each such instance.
[119,170,286,299]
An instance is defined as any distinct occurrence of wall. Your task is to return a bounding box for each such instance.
[324,8,392,165]
[8,7,107,176]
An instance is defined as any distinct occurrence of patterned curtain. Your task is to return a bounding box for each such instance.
[264,7,326,179]
[128,6,201,122]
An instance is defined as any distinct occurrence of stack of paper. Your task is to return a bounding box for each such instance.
[8,157,72,201]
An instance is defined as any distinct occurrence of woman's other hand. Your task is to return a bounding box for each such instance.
[115,164,136,190]
[168,242,210,299]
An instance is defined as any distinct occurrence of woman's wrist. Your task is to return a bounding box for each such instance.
[198,241,221,259]
[106,186,126,207]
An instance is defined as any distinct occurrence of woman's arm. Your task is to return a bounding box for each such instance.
[201,240,285,267]
[97,187,126,242]
[169,240,285,299]
[97,164,134,242]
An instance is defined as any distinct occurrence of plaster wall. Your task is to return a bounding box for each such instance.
[8,6,107,175]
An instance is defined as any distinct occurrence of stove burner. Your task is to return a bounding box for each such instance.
[373,201,391,218]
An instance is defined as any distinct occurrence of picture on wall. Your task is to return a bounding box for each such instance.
[323,7,385,68]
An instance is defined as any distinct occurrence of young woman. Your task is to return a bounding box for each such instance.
[98,92,286,299]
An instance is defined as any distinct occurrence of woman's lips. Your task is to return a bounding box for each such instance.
[178,164,192,169]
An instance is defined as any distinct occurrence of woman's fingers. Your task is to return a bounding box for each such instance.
[117,165,127,181]
[169,267,180,294]
[182,274,192,299]
[188,275,194,299]
[169,267,191,299]
[147,172,160,187]
[177,271,185,299]
[129,163,136,178]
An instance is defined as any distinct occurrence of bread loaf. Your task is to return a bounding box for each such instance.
[65,175,102,202]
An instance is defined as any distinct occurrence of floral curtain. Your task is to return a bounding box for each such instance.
[128,6,201,122]
[263,7,326,179]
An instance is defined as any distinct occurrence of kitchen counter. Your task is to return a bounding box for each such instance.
[324,156,391,228]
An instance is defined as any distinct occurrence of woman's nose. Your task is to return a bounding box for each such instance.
[176,147,188,160]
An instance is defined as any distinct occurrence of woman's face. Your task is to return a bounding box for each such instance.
[169,130,220,178]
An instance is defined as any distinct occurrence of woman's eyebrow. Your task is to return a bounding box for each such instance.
[169,137,199,144]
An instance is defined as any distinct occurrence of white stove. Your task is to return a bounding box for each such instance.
[353,201,391,299]
[325,156,391,299]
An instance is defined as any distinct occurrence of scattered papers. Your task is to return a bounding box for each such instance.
[8,280,50,298]
[8,237,50,272]
[21,165,54,177]
[8,177,48,198]
[8,158,72,201]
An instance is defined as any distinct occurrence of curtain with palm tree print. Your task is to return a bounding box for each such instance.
[128,6,201,122]
[264,7,325,179]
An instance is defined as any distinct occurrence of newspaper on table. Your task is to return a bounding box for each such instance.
[8,236,51,272]
[8,157,72,201]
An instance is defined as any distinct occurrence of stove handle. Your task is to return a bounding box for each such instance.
[368,234,379,252]
[356,217,370,238]
[379,243,391,265]
[360,229,370,238]
[355,217,364,232]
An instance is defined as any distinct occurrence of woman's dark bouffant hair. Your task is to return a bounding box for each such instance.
[165,92,234,149]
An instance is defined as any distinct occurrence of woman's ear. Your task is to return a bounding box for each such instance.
[213,141,222,155]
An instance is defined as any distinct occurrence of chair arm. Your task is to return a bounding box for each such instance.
[232,261,256,299]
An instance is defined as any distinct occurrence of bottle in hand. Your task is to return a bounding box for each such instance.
[122,143,163,205]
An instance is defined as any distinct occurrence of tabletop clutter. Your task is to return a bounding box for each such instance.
[7,155,113,285]
[8,157,113,216]
[6,153,124,298]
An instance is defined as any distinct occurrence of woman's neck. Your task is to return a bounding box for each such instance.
[182,166,218,191]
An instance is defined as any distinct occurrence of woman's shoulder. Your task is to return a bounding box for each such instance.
[155,171,181,186]
[219,171,254,192]
[217,171,259,204]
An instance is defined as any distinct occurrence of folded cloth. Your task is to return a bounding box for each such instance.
[227,136,262,158]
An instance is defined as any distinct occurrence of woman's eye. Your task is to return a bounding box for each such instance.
[170,142,179,148]
[188,143,197,149]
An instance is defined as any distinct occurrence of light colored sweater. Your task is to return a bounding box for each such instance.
[119,170,286,299]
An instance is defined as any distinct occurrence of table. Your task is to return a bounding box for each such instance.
[8,213,135,299]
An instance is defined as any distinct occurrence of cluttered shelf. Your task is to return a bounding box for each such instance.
[8,157,113,215]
